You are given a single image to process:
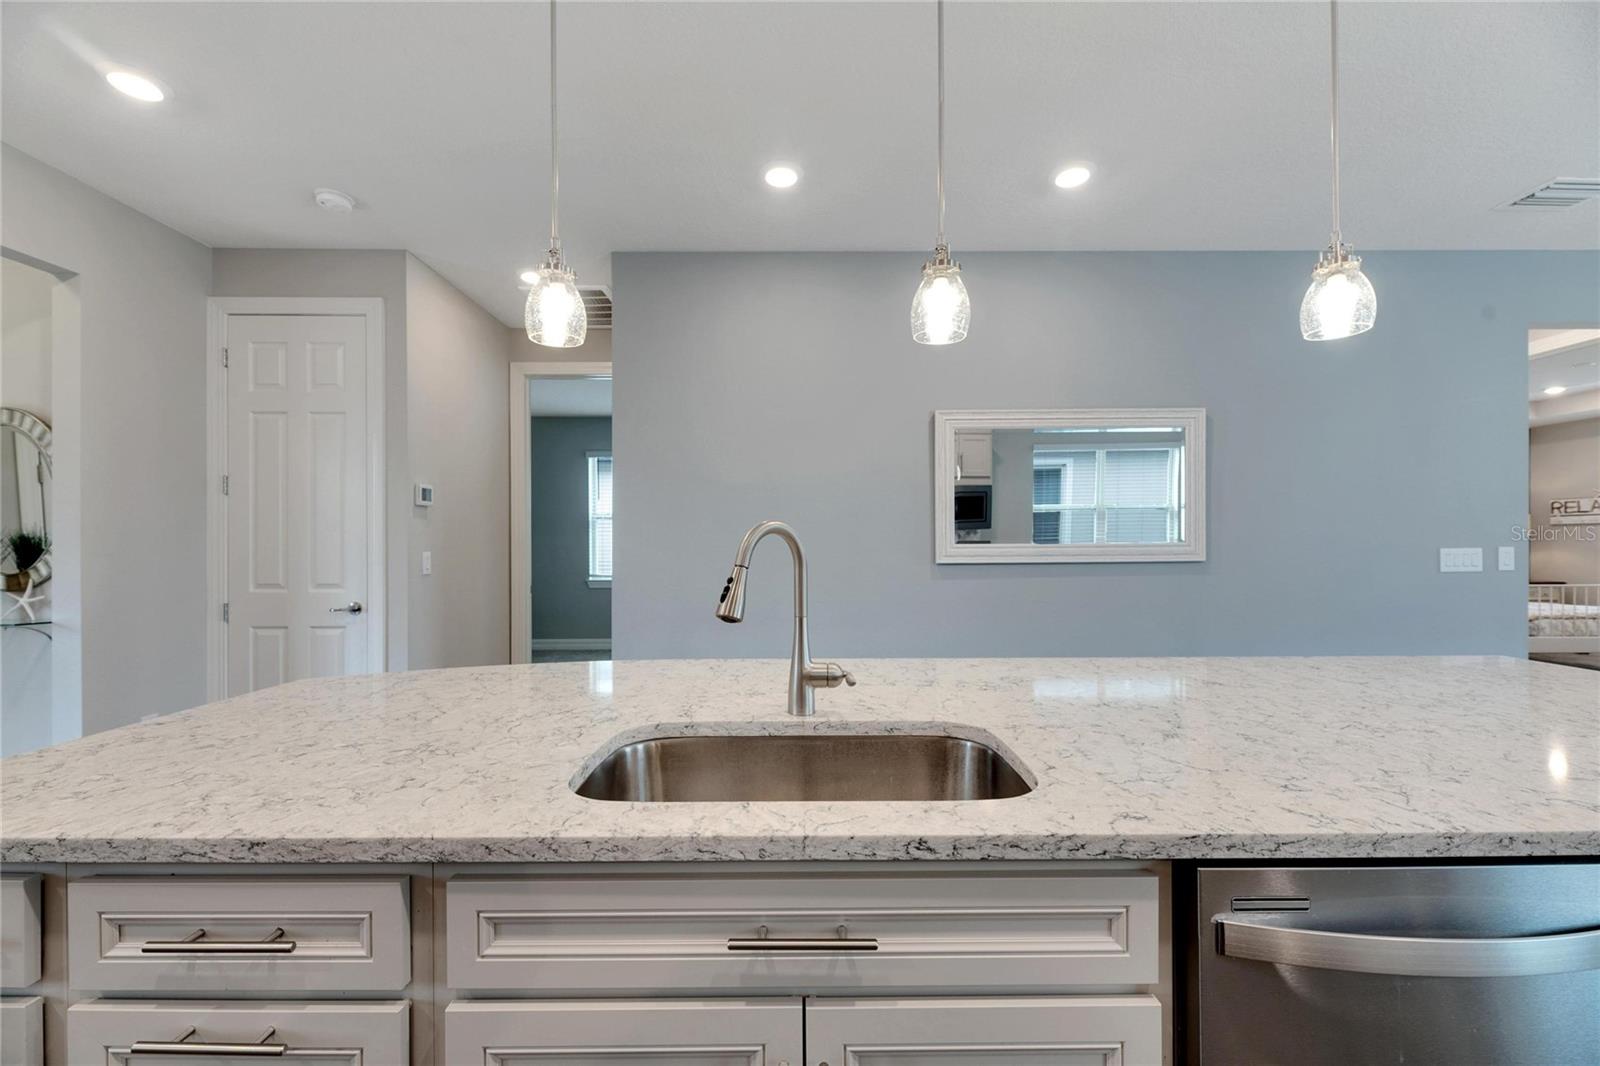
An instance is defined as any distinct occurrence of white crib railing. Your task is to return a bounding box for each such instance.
[1528,583,1600,651]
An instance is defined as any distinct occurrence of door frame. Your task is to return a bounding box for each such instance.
[509,360,613,664]
[205,297,387,700]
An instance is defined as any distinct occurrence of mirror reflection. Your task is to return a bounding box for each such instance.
[0,407,53,586]
[956,427,1187,547]
[936,409,1205,564]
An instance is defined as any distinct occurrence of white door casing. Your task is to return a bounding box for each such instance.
[207,299,386,699]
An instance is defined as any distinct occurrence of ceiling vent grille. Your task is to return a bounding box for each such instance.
[581,287,613,329]
[1501,178,1600,210]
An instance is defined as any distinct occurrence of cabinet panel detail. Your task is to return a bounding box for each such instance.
[0,996,43,1065]
[444,998,803,1066]
[67,876,410,992]
[66,999,408,1065]
[0,875,42,990]
[807,995,1162,1066]
[447,870,1157,993]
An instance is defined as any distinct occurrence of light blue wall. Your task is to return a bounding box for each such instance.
[613,251,1600,660]
[531,416,612,641]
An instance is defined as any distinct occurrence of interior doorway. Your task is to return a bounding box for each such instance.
[1525,327,1600,671]
[509,361,613,664]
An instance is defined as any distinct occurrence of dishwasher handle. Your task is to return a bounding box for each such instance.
[1214,916,1600,978]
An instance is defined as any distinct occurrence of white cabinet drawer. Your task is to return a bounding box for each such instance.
[66,1000,408,1065]
[807,994,1162,1066]
[446,868,1158,993]
[0,875,42,990]
[68,876,410,992]
[444,998,803,1065]
[0,997,44,1066]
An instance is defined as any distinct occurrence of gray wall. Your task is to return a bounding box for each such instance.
[1529,418,1600,585]
[530,417,612,641]
[405,255,518,668]
[614,251,1600,659]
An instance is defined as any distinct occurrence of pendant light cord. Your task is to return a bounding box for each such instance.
[1328,0,1341,244]
[549,0,561,253]
[936,0,947,247]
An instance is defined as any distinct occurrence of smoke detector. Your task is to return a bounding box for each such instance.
[313,188,356,213]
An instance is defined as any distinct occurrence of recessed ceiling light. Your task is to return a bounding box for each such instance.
[763,165,800,189]
[105,70,165,103]
[1543,385,1568,396]
[1053,165,1092,190]
[519,270,540,285]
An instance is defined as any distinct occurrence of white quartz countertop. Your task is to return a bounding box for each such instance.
[2,657,1595,864]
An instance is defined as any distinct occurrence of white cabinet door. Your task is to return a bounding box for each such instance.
[0,997,43,1065]
[806,996,1161,1066]
[955,431,992,481]
[225,313,370,695]
[444,999,804,1066]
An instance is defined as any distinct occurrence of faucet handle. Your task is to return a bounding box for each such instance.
[810,662,856,689]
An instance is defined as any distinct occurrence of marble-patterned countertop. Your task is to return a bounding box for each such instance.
[2,657,1595,863]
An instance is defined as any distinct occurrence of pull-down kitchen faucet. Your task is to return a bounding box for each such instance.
[715,520,855,717]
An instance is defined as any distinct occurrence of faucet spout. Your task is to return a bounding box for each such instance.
[713,520,853,716]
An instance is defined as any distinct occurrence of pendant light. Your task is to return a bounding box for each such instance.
[1300,0,1375,342]
[525,0,588,348]
[910,0,969,346]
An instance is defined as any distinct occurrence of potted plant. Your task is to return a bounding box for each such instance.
[2,528,50,592]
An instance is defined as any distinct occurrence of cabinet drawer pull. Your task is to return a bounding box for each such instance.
[130,1025,287,1056]
[140,927,297,954]
[727,924,879,952]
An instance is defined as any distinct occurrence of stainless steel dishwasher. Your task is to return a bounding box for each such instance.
[1188,863,1600,1065]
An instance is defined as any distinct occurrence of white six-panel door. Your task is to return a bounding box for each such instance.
[224,314,369,695]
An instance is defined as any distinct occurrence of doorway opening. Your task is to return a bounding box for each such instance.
[1526,327,1600,671]
[510,361,614,664]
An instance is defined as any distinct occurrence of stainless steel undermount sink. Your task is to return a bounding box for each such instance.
[574,733,1032,803]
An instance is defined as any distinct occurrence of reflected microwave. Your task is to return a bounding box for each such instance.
[954,485,992,529]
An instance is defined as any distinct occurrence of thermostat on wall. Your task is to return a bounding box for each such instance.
[414,483,435,507]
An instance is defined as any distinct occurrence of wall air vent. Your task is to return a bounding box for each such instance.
[1501,178,1600,210]
[580,287,613,329]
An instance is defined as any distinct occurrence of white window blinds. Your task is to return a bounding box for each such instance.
[1032,445,1180,545]
[587,454,613,581]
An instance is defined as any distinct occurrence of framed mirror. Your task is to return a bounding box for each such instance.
[933,408,1206,564]
[1,407,53,588]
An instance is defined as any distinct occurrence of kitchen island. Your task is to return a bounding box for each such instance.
[2,656,1595,1065]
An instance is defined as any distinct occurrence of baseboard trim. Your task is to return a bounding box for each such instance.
[530,638,613,652]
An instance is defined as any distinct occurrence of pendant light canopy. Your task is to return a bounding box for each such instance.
[1301,0,1375,342]
[526,0,588,349]
[911,0,969,346]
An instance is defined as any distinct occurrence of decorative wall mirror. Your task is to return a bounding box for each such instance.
[933,408,1206,564]
[1,407,53,588]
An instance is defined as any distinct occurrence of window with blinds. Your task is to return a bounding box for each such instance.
[587,453,613,582]
[1032,445,1181,545]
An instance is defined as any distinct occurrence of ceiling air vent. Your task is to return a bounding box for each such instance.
[1501,178,1600,210]
[581,287,613,329]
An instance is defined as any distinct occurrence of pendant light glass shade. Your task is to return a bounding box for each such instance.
[1300,248,1375,341]
[524,258,587,348]
[912,247,970,345]
[526,0,588,349]
[1301,0,1374,341]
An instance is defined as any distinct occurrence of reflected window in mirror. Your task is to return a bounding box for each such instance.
[934,410,1205,564]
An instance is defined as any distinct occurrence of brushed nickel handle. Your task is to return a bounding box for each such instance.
[129,1026,286,1056]
[140,927,297,954]
[1215,917,1600,977]
[329,601,363,614]
[728,924,878,952]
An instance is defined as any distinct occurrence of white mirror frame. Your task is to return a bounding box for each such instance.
[933,408,1207,564]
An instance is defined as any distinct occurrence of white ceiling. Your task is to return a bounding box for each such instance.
[1529,329,1600,400]
[529,375,613,418]
[3,1,1597,327]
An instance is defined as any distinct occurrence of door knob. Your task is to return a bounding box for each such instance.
[329,601,364,615]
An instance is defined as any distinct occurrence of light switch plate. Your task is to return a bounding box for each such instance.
[1440,547,1483,573]
[421,550,433,576]
[1498,546,1516,571]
